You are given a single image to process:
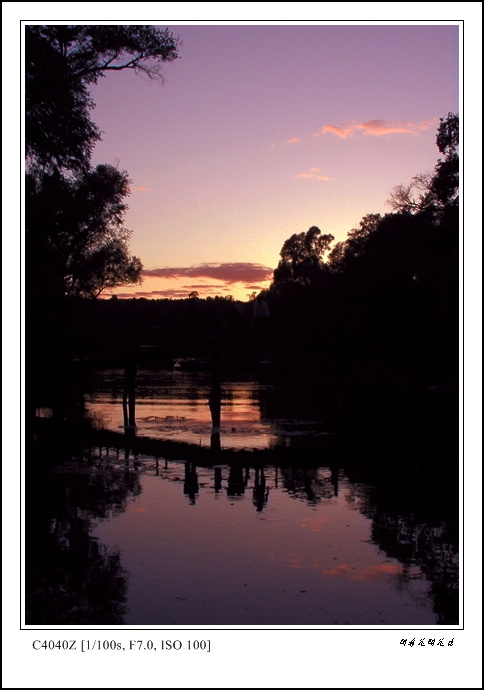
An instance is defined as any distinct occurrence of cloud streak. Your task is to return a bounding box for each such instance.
[110,289,196,300]
[296,167,331,181]
[317,118,437,139]
[142,262,274,284]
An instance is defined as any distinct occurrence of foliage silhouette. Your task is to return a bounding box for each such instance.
[26,25,180,173]
[26,163,143,300]
[387,113,459,218]
[273,226,334,289]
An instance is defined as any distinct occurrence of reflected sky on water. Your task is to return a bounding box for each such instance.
[84,367,335,450]
[26,366,458,626]
[92,461,443,626]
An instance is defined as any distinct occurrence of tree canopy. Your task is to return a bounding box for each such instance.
[26,163,143,299]
[272,226,334,289]
[26,25,181,173]
[387,112,459,219]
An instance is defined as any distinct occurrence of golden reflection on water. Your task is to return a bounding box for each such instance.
[322,562,402,580]
[88,388,298,450]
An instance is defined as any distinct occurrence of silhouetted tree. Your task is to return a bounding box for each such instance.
[26,164,142,300]
[387,112,459,220]
[268,227,334,351]
[387,172,434,215]
[25,25,180,285]
[327,213,382,272]
[26,25,180,173]
[273,226,334,289]
[431,112,459,211]
[384,113,459,366]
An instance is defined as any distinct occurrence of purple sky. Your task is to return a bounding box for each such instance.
[84,24,458,299]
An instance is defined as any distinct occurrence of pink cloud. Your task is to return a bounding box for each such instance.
[318,118,438,139]
[105,289,176,299]
[142,262,274,284]
[102,263,275,300]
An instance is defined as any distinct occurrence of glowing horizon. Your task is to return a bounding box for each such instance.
[103,261,274,301]
[88,24,459,302]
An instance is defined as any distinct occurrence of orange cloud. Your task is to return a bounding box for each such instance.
[356,119,426,136]
[285,137,302,144]
[319,124,355,139]
[135,186,149,192]
[318,118,438,139]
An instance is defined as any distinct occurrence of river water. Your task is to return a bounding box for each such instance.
[25,365,459,626]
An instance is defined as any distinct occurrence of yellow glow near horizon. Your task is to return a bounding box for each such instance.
[103,274,273,302]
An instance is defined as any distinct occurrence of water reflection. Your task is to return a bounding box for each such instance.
[26,450,458,625]
[227,464,246,499]
[25,442,141,624]
[214,466,222,493]
[184,461,199,505]
[350,485,459,625]
[208,375,222,452]
[281,465,338,504]
[84,367,333,451]
[252,468,269,512]
[26,366,459,626]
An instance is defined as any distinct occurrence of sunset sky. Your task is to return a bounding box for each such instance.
[87,23,460,301]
